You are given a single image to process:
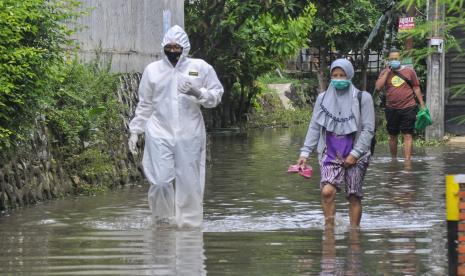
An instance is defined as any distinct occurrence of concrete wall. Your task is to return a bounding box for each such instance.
[74,0,184,73]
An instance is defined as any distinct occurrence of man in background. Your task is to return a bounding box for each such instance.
[375,48,425,161]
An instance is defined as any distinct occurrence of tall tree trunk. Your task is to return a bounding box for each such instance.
[220,78,233,127]
[238,82,246,121]
[245,88,254,113]
[382,10,393,57]
[361,49,370,91]
[317,46,328,92]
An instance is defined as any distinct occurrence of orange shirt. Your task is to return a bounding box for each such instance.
[378,67,419,109]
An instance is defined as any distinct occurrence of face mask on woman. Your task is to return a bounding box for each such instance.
[331,79,351,90]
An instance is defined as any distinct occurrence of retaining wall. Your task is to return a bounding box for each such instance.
[0,73,144,212]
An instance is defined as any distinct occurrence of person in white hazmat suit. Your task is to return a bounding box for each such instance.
[128,25,224,228]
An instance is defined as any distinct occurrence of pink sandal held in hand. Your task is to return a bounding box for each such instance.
[287,164,312,179]
[298,165,312,178]
[287,164,301,173]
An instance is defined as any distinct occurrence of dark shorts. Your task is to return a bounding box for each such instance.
[319,153,370,198]
[385,106,417,135]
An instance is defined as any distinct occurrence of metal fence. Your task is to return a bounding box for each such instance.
[286,49,385,75]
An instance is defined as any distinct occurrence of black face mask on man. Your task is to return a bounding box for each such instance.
[164,50,182,64]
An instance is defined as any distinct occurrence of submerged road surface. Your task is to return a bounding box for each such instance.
[1,127,463,275]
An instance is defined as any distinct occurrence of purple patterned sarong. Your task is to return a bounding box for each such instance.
[320,131,370,198]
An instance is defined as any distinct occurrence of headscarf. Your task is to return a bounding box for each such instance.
[161,25,191,57]
[313,58,358,135]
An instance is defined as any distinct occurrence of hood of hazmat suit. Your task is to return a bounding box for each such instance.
[129,25,224,228]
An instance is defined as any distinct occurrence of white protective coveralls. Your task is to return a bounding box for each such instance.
[129,25,224,228]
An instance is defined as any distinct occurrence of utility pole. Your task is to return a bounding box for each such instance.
[426,0,445,140]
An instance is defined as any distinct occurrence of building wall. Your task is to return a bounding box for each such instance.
[445,29,465,135]
[74,0,184,73]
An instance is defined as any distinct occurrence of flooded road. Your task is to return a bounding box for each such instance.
[1,127,464,275]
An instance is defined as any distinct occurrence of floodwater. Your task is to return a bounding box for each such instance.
[1,127,464,275]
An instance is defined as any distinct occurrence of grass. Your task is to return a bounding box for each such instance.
[258,71,317,87]
[258,71,300,85]
[247,108,312,128]
[247,72,315,128]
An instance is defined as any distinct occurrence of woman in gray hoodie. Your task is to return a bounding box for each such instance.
[297,58,375,229]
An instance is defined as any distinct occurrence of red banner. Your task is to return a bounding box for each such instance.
[398,17,415,32]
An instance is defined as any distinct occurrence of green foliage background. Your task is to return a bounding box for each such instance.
[185,0,316,126]
[0,1,126,193]
[398,0,465,125]
[310,0,390,53]
[0,0,81,149]
[1,0,453,160]
[47,60,125,193]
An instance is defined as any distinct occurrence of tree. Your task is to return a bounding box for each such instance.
[185,0,316,126]
[398,0,465,124]
[309,0,391,91]
[397,0,464,64]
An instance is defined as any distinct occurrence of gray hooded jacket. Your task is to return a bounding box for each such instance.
[300,59,375,160]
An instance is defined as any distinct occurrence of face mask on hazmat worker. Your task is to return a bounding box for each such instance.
[164,43,183,65]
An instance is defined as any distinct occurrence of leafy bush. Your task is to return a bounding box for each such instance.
[67,147,114,195]
[0,1,131,193]
[0,0,81,149]
[45,60,122,155]
[247,78,313,128]
[44,60,124,193]
[185,0,316,125]
[247,107,313,128]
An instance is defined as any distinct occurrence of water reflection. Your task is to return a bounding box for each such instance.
[345,229,362,276]
[0,190,207,275]
[148,230,206,276]
[320,228,337,275]
[320,228,362,276]
[0,127,463,275]
[385,159,418,208]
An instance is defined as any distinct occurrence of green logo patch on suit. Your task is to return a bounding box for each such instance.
[188,71,199,76]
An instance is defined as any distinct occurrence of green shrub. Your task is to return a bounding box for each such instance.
[247,74,317,128]
[0,0,81,149]
[44,60,124,192]
[0,1,132,194]
[45,60,122,155]
[67,147,113,195]
[247,107,312,128]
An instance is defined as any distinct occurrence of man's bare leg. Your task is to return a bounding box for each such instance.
[403,133,413,161]
[388,134,398,159]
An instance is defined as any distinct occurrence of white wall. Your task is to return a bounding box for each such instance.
[74,0,184,73]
